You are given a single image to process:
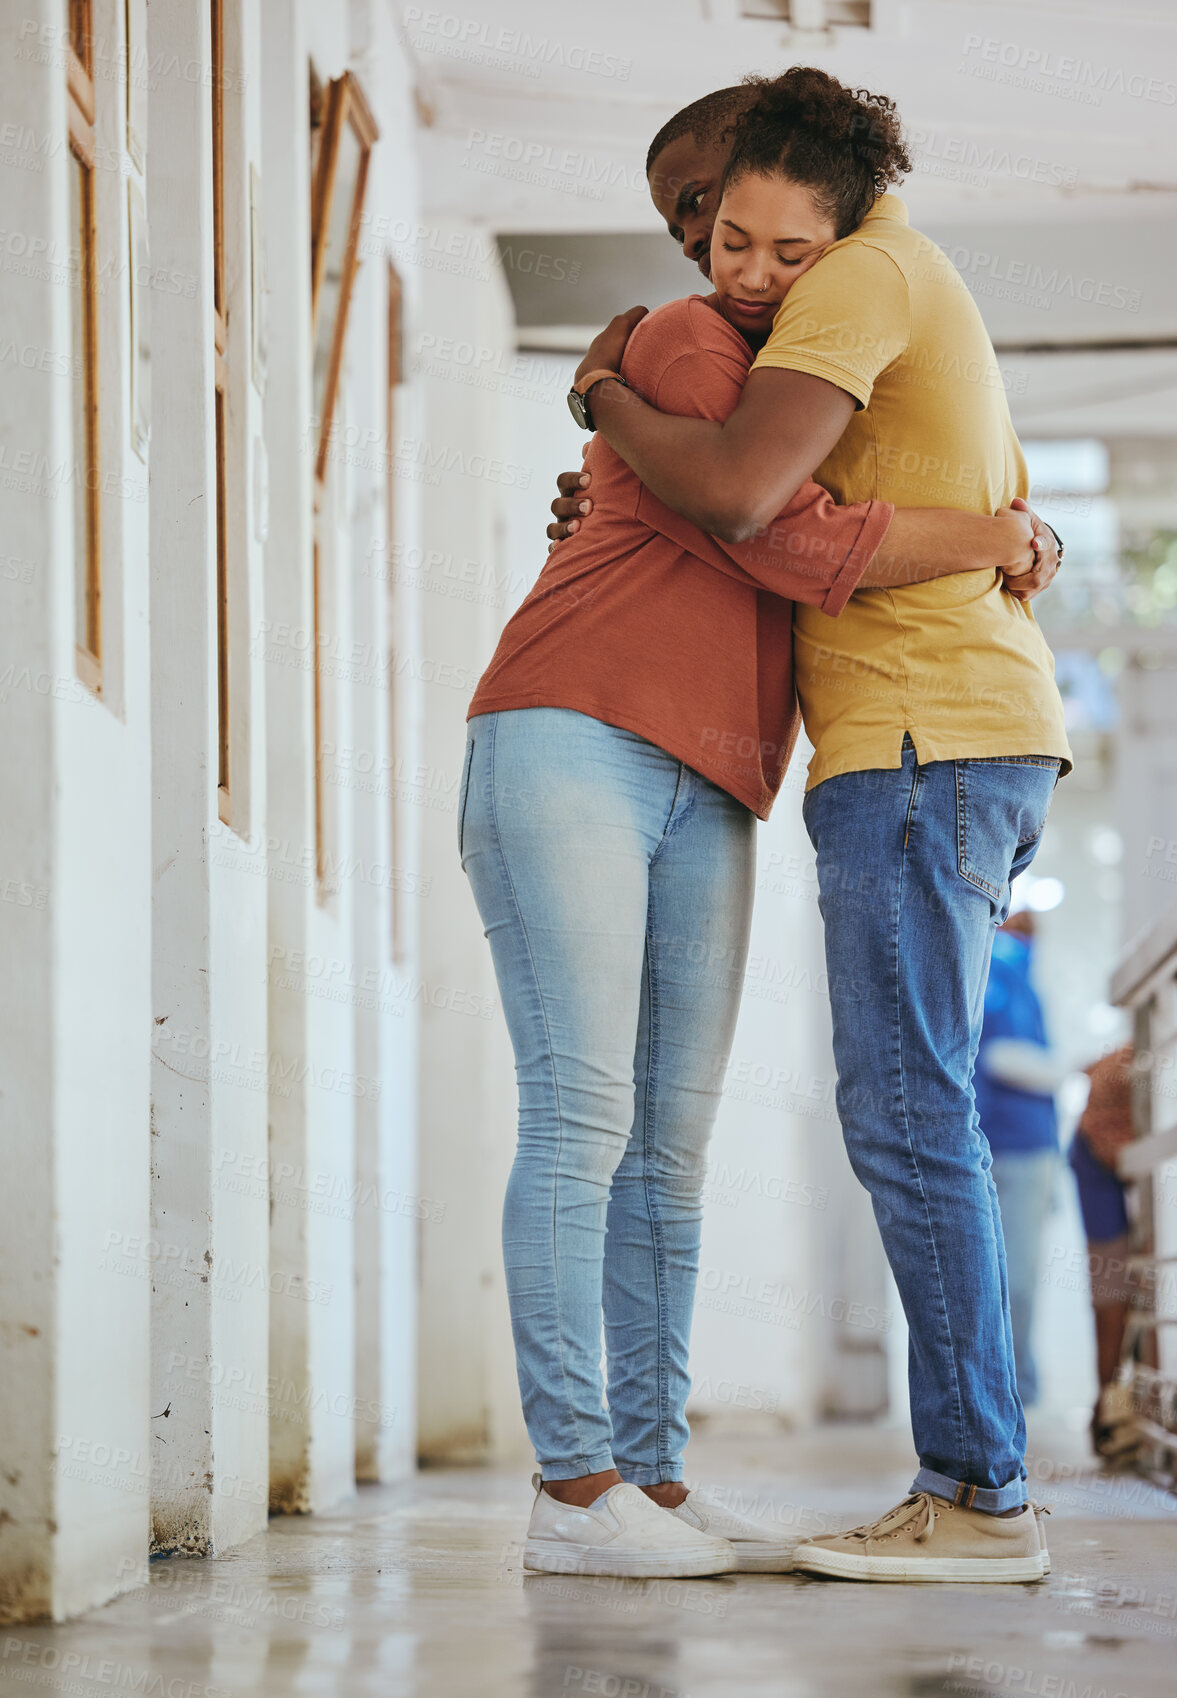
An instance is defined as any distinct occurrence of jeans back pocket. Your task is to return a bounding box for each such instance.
[955,758,1060,900]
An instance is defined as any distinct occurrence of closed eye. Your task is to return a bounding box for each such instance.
[722,242,806,268]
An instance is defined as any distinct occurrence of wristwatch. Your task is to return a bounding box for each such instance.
[567,368,627,431]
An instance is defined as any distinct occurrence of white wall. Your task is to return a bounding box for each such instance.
[260,0,360,1515]
[147,0,270,1557]
[0,0,152,1618]
[260,0,430,1509]
[2,0,434,1622]
[414,227,529,1465]
[347,0,428,1485]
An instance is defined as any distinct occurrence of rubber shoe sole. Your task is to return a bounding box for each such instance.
[792,1544,1047,1584]
[523,1538,736,1578]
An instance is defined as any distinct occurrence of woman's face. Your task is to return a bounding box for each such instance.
[708,172,838,340]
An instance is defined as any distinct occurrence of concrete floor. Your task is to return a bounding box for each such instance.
[7,1422,1175,1698]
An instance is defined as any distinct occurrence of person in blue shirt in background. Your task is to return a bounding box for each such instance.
[974,907,1065,1409]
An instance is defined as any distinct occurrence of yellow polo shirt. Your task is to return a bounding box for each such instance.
[751,194,1072,791]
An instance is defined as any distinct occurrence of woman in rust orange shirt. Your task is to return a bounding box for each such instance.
[458,113,1050,1584]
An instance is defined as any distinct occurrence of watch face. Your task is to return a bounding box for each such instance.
[567,388,589,430]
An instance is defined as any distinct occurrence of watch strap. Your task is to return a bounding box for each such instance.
[574,367,624,398]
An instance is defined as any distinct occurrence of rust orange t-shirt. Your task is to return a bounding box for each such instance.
[466,296,893,819]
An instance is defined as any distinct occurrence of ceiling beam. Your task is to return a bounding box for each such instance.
[995,338,1177,355]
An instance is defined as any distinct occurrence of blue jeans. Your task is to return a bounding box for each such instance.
[990,1149,1061,1408]
[803,738,1060,1512]
[459,709,755,1482]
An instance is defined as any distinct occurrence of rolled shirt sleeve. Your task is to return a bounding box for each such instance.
[626,307,893,613]
[637,479,892,614]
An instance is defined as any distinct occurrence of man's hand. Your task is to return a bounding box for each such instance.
[573,306,648,389]
[547,442,592,547]
[1000,497,1060,601]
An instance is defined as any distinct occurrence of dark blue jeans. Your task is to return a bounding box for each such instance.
[803,737,1060,1512]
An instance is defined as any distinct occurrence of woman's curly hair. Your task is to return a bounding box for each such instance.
[721,66,911,238]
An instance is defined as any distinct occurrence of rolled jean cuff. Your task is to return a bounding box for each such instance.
[617,1464,684,1487]
[912,1466,1027,1514]
[541,1449,617,1483]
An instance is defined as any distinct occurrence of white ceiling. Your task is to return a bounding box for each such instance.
[411,0,1177,227]
[405,0,1177,430]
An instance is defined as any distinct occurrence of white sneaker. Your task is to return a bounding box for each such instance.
[669,1486,795,1572]
[523,1476,737,1578]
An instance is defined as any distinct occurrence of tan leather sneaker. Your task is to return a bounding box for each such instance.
[792,1492,1047,1583]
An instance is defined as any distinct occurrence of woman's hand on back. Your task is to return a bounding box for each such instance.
[999,498,1060,601]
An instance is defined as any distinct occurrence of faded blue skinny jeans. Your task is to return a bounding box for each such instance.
[803,736,1060,1512]
[459,708,754,1482]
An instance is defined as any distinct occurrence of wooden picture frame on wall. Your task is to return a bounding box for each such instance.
[211,0,231,818]
[308,69,378,894]
[386,261,404,959]
[309,71,379,485]
[124,0,147,171]
[68,0,102,693]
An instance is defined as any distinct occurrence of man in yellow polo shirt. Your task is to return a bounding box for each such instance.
[757,191,1070,1583]
[571,73,1070,1582]
[763,191,1070,789]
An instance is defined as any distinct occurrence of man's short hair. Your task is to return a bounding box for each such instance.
[645,85,755,177]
